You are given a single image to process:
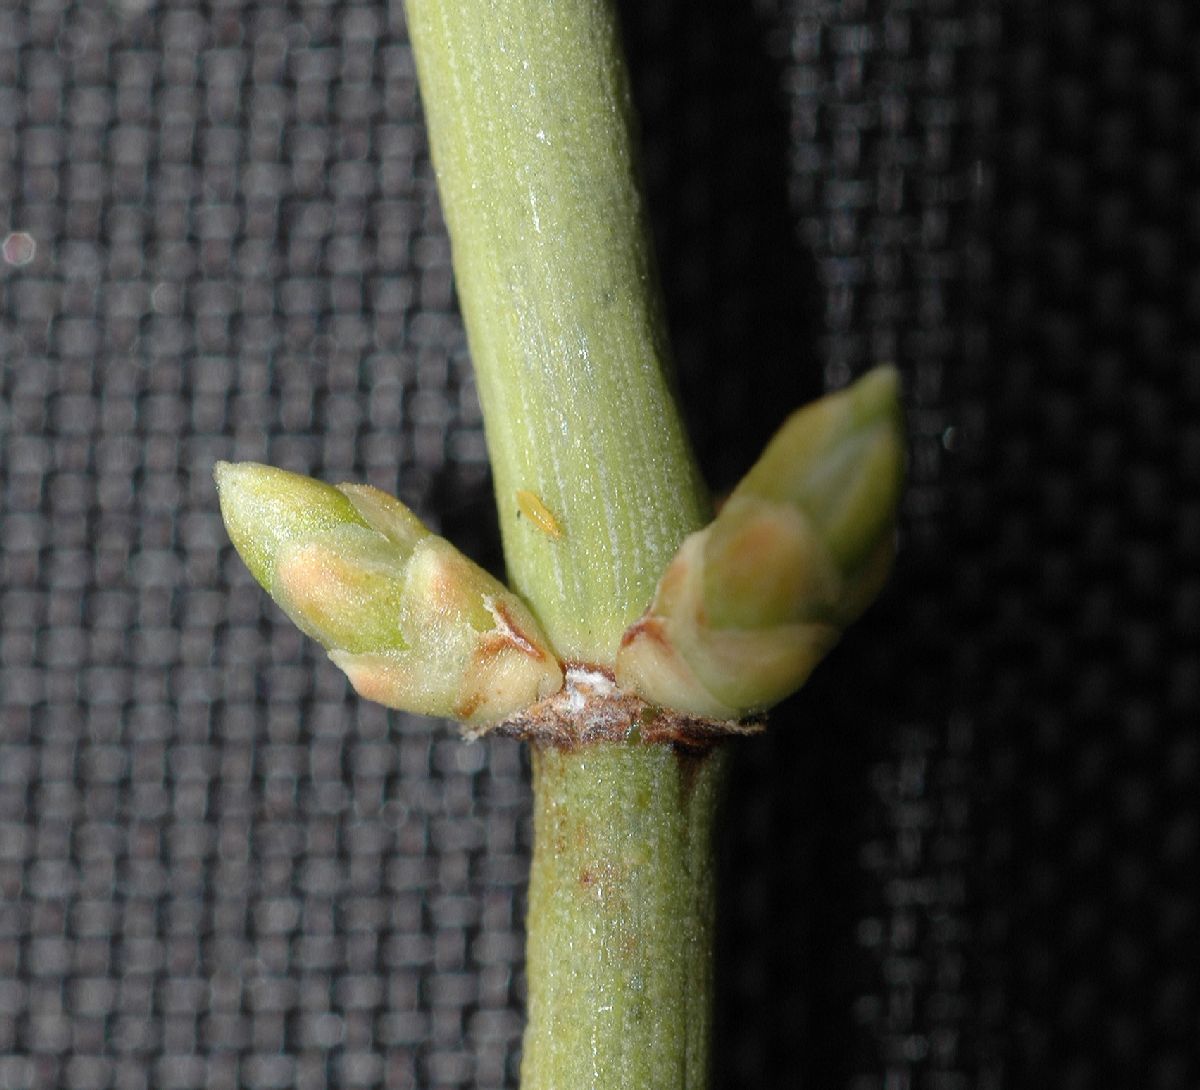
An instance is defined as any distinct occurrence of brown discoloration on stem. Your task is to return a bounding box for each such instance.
[522,736,726,1090]
[671,741,715,796]
[577,861,624,899]
[492,663,764,749]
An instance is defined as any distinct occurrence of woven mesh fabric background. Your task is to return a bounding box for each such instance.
[0,1,1196,1089]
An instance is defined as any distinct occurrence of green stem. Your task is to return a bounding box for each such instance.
[403,2,724,1086]
[404,0,709,664]
[523,741,726,1090]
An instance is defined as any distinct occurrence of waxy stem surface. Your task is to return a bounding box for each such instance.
[522,740,725,1090]
[402,3,737,1087]
[404,0,710,665]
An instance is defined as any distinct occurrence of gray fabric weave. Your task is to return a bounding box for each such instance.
[3,1,1198,1089]
[2,5,520,1088]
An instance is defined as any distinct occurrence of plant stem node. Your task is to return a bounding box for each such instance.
[492,663,764,749]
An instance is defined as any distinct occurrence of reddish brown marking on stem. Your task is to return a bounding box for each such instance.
[576,862,625,900]
[672,741,713,797]
[491,662,763,749]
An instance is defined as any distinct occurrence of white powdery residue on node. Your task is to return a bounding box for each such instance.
[561,667,628,736]
[564,664,618,700]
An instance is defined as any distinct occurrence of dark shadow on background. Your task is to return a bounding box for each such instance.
[618,2,862,1086]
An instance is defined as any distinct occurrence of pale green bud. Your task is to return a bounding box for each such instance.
[215,462,563,729]
[214,462,369,591]
[616,367,904,720]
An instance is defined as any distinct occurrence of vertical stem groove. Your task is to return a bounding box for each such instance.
[404,0,709,663]
[522,742,725,1090]
[402,4,722,1087]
